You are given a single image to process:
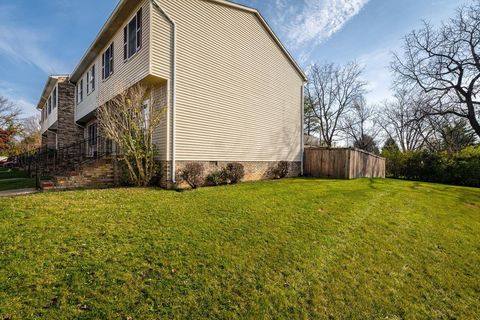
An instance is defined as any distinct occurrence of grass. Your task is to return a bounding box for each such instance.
[0,178,479,319]
[0,168,36,191]
[0,168,29,180]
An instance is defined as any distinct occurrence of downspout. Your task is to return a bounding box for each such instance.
[151,0,177,184]
[300,83,305,176]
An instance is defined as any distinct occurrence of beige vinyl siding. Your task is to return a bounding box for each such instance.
[151,0,303,162]
[152,83,169,160]
[97,0,151,107]
[75,62,98,121]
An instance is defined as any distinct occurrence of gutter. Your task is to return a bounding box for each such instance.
[151,0,177,184]
[300,84,305,176]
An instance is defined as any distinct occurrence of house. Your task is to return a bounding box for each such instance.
[39,0,307,188]
[38,75,83,150]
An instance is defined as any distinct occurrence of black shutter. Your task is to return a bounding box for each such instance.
[124,26,128,60]
[137,8,143,50]
[92,65,95,90]
[102,53,105,79]
[110,43,114,75]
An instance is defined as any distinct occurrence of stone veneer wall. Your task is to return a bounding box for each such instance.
[41,131,57,149]
[57,80,84,148]
[157,160,302,189]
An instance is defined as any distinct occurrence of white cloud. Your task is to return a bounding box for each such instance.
[278,0,370,47]
[0,25,67,75]
[357,47,396,105]
[0,83,36,117]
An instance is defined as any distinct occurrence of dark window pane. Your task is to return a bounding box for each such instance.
[128,18,137,58]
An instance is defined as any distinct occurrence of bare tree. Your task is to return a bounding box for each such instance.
[97,84,165,186]
[15,115,41,154]
[305,62,366,146]
[424,115,477,153]
[0,96,20,130]
[0,96,21,154]
[378,88,433,152]
[392,1,480,138]
[341,97,380,151]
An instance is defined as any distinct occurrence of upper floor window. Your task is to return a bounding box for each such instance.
[48,95,52,115]
[77,79,84,104]
[102,43,114,80]
[52,87,57,109]
[124,8,143,61]
[87,65,95,94]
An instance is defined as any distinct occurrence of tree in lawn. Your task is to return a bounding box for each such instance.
[377,88,433,152]
[97,84,165,187]
[0,96,20,155]
[341,96,380,153]
[304,94,319,137]
[423,115,477,153]
[304,62,366,147]
[382,138,400,153]
[15,115,42,154]
[392,1,480,139]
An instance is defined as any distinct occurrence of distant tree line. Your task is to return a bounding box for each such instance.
[303,1,479,185]
[0,96,41,157]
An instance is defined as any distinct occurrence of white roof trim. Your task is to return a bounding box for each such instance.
[71,0,307,82]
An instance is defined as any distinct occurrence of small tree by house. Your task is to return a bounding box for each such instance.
[97,84,165,187]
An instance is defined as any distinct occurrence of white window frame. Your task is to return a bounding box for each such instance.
[87,65,95,94]
[124,8,143,61]
[77,79,84,104]
[142,100,150,130]
[48,95,52,115]
[52,86,58,110]
[102,43,114,80]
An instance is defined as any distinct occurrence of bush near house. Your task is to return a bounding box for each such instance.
[382,145,480,187]
[206,170,225,186]
[221,162,245,184]
[178,163,205,189]
[271,161,289,179]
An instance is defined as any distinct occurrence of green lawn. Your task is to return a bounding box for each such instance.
[0,168,36,191]
[0,178,36,191]
[0,179,479,319]
[0,168,29,180]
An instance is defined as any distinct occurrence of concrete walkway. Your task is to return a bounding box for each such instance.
[0,188,39,197]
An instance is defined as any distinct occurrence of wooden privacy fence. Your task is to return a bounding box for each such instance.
[304,148,385,179]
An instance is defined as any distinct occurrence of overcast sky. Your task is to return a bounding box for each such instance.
[0,0,469,117]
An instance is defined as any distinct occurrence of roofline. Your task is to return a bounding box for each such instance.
[71,0,127,82]
[71,0,307,82]
[37,75,70,110]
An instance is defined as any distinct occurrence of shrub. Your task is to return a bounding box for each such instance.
[149,162,164,187]
[179,163,205,189]
[271,161,289,179]
[206,170,225,186]
[382,145,480,187]
[222,163,245,184]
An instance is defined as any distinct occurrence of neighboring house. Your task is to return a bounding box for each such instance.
[39,0,307,188]
[38,75,83,150]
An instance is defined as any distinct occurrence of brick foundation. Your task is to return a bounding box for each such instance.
[51,159,119,190]
[158,160,302,189]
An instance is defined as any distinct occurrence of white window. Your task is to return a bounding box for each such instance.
[48,95,52,115]
[77,79,83,104]
[123,8,143,60]
[52,87,57,109]
[142,100,150,129]
[102,43,114,80]
[87,65,95,94]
